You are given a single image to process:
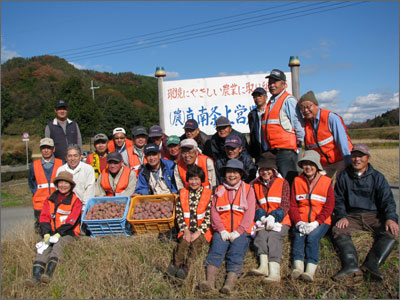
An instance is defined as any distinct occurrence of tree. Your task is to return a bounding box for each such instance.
[1,86,15,133]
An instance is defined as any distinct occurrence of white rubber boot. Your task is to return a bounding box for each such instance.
[263,262,280,283]
[291,260,304,279]
[250,254,269,276]
[301,263,318,282]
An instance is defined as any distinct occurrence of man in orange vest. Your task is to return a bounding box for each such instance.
[130,126,148,176]
[108,127,134,168]
[28,138,63,232]
[299,90,353,179]
[262,69,305,185]
[95,152,137,197]
[174,138,216,191]
[85,133,109,180]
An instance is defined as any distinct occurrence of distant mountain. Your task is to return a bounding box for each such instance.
[347,108,399,129]
[1,55,159,138]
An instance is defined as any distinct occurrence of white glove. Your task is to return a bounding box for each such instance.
[220,230,230,241]
[49,233,61,244]
[296,221,307,236]
[37,242,50,255]
[260,216,268,224]
[265,215,275,231]
[304,221,319,235]
[35,241,45,249]
[229,231,241,242]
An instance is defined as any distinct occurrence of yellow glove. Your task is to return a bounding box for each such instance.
[43,234,50,243]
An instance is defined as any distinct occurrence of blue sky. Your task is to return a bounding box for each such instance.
[2,1,399,123]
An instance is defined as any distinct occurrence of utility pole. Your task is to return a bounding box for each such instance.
[90,80,99,100]
[155,66,166,132]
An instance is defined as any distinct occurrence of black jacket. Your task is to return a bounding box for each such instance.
[248,108,264,160]
[209,129,250,162]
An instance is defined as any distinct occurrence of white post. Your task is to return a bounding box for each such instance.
[155,67,166,132]
[26,140,29,169]
[289,56,300,99]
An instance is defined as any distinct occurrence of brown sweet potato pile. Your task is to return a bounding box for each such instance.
[85,201,126,220]
[131,200,174,220]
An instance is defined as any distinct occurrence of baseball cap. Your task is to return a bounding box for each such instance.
[107,152,123,163]
[167,135,180,146]
[265,69,286,81]
[144,143,160,155]
[184,119,199,130]
[94,133,108,143]
[55,99,68,109]
[131,126,148,137]
[216,116,231,128]
[351,144,370,156]
[180,138,198,150]
[251,87,267,96]
[224,135,242,148]
[113,127,126,136]
[149,125,163,138]
[40,137,54,147]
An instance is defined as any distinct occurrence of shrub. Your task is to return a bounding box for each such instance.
[1,148,32,166]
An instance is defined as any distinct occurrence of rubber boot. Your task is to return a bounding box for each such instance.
[291,260,304,279]
[250,254,269,276]
[301,263,318,282]
[199,265,219,291]
[263,262,281,283]
[41,257,58,283]
[361,235,396,280]
[333,235,362,279]
[220,272,238,294]
[25,261,46,286]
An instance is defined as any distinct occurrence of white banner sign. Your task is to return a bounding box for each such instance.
[161,72,292,136]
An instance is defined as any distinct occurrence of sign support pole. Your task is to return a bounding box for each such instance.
[155,67,166,132]
[289,56,301,99]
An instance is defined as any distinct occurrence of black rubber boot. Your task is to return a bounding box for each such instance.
[333,235,362,279]
[361,235,396,280]
[41,257,59,283]
[25,261,46,286]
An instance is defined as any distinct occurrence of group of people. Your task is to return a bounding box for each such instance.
[26,68,398,294]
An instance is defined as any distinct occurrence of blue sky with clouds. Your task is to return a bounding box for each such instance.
[2,1,398,123]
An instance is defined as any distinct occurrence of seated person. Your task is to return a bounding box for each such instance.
[149,125,168,158]
[96,152,137,197]
[25,171,81,286]
[332,144,398,281]
[167,165,213,280]
[164,135,181,162]
[134,144,178,195]
[86,133,109,180]
[215,135,257,185]
[180,119,211,155]
[174,139,216,191]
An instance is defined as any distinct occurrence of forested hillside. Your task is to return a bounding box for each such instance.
[1,55,159,139]
[348,108,399,129]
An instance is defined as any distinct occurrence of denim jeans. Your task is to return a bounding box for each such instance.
[275,149,298,185]
[291,223,330,264]
[205,231,251,274]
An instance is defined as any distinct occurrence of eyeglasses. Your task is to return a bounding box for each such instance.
[301,104,314,111]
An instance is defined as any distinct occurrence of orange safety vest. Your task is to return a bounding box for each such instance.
[108,138,134,152]
[177,187,213,242]
[253,177,291,226]
[261,91,297,151]
[304,108,353,166]
[100,165,132,196]
[32,158,63,210]
[48,193,80,236]
[293,174,332,225]
[129,152,147,177]
[215,183,253,233]
[177,154,210,189]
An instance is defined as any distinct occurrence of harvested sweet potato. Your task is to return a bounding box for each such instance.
[132,200,174,220]
[85,201,126,220]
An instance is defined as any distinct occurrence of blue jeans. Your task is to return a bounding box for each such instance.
[205,231,251,274]
[275,149,298,185]
[291,223,330,264]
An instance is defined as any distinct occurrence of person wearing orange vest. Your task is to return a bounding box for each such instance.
[262,69,305,185]
[299,90,353,179]
[95,152,137,197]
[199,159,255,295]
[250,152,291,283]
[130,126,149,176]
[108,127,134,168]
[85,133,109,180]
[289,150,335,282]
[28,138,63,233]
[174,138,216,191]
[167,165,213,280]
[26,171,82,286]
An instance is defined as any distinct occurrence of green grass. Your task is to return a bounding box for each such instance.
[1,182,32,208]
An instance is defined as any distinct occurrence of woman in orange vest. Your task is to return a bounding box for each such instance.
[250,152,291,283]
[289,150,335,282]
[167,165,213,280]
[199,159,255,295]
[25,171,82,286]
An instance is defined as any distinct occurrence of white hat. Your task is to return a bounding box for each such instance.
[113,127,126,136]
[180,138,198,151]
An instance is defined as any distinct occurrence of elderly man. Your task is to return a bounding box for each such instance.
[134,144,178,195]
[209,116,249,162]
[215,135,257,185]
[28,138,63,232]
[299,90,353,179]
[262,69,305,184]
[86,133,109,180]
[248,87,269,161]
[96,152,137,197]
[45,99,82,160]
[332,144,398,281]
[174,139,216,191]
[180,119,211,155]
[131,126,149,176]
[164,135,181,162]
[56,144,95,213]
[108,127,134,168]
[149,125,169,158]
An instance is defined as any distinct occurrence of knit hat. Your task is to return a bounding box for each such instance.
[54,171,76,189]
[299,90,319,105]
[298,150,324,171]
[257,152,277,170]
